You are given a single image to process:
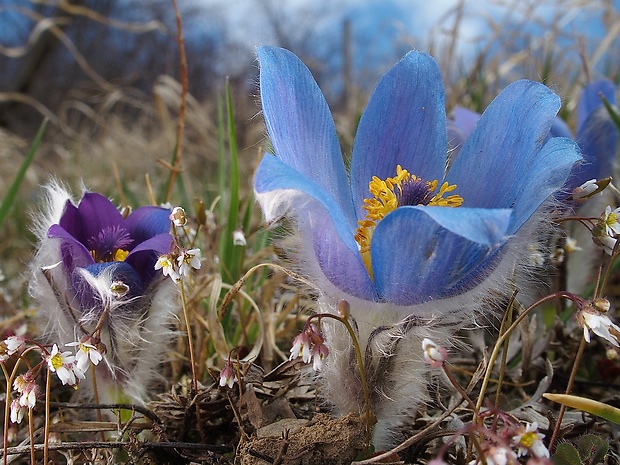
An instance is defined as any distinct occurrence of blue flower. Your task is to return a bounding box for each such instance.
[254,46,581,307]
[569,79,618,192]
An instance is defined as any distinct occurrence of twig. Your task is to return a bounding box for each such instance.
[164,0,188,203]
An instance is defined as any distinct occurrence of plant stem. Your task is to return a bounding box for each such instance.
[179,281,198,393]
[548,336,586,451]
[44,367,51,465]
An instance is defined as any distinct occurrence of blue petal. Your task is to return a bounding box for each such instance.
[578,79,616,132]
[510,137,581,232]
[412,206,512,246]
[257,46,355,225]
[255,154,360,253]
[371,207,507,305]
[350,51,447,219]
[255,154,377,300]
[451,107,480,137]
[573,106,618,186]
[72,262,143,312]
[307,215,378,301]
[125,206,171,246]
[447,80,562,209]
[549,116,572,140]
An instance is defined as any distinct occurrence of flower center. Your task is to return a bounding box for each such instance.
[88,226,133,263]
[518,432,536,448]
[354,165,463,276]
[50,353,64,370]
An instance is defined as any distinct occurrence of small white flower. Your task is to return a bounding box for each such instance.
[177,248,201,277]
[601,206,620,237]
[46,344,78,386]
[232,229,247,246]
[10,399,26,424]
[155,254,180,282]
[13,373,39,408]
[468,446,516,465]
[290,331,312,363]
[169,206,187,227]
[422,338,447,367]
[572,179,599,200]
[66,341,103,372]
[512,422,549,458]
[219,359,237,388]
[1,335,25,362]
[312,343,329,371]
[564,236,582,253]
[581,311,620,347]
[593,233,617,255]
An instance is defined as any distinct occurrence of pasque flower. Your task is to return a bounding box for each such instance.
[254,47,580,447]
[30,184,178,407]
[567,79,618,194]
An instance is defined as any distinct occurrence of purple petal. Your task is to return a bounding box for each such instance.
[257,46,355,223]
[59,192,124,246]
[126,233,173,285]
[350,51,447,218]
[125,206,172,246]
[447,80,562,209]
[48,224,95,272]
[371,207,506,305]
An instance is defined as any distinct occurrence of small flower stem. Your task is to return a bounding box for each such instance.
[2,365,9,465]
[90,364,105,441]
[474,291,580,425]
[548,336,587,451]
[179,281,198,393]
[44,367,52,465]
[310,313,372,448]
[28,407,35,465]
[442,363,477,413]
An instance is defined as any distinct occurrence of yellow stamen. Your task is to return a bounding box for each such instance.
[114,249,129,261]
[355,165,463,276]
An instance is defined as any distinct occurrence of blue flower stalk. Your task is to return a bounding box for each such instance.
[254,47,581,447]
[29,182,177,409]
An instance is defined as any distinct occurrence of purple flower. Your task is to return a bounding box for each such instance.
[30,185,178,407]
[47,192,172,309]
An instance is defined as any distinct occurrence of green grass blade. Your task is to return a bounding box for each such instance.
[219,79,243,283]
[0,118,48,227]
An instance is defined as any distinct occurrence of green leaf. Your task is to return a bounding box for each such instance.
[552,443,582,465]
[576,434,608,464]
[544,393,620,424]
[219,79,243,284]
[0,118,47,227]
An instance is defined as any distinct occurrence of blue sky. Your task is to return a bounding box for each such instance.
[200,0,620,75]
